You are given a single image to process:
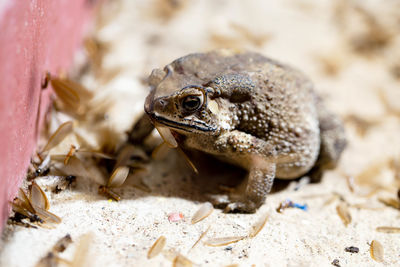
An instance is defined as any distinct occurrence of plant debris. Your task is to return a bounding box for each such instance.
[172,253,193,267]
[10,183,61,227]
[35,234,73,267]
[98,166,130,201]
[189,226,210,251]
[376,226,400,233]
[378,197,400,210]
[276,199,308,213]
[336,202,352,227]
[204,236,246,247]
[42,121,74,153]
[248,212,269,238]
[147,236,166,259]
[191,202,213,224]
[370,240,384,262]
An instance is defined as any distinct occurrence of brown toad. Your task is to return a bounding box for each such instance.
[130,50,346,213]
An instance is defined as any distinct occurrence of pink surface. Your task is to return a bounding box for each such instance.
[0,0,94,229]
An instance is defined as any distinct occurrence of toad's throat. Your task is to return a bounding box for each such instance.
[148,112,217,132]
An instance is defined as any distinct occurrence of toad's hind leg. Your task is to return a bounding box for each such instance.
[308,98,347,182]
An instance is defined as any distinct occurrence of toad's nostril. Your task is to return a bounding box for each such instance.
[158,98,169,108]
[154,98,168,110]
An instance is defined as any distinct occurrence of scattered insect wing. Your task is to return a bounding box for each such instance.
[370,240,384,262]
[191,202,213,224]
[336,202,352,226]
[248,212,269,238]
[376,226,400,233]
[42,121,74,152]
[204,236,246,247]
[147,236,166,259]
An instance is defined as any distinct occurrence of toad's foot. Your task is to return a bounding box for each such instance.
[206,193,230,209]
[224,200,259,213]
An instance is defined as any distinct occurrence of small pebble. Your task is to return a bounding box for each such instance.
[344,246,359,253]
[331,259,340,267]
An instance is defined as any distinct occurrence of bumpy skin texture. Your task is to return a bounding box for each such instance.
[136,50,346,213]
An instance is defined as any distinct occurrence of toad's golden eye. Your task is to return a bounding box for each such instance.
[182,95,201,112]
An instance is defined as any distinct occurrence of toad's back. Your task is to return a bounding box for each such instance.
[167,51,320,178]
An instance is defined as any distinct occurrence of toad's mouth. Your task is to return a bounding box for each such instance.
[146,112,217,133]
[144,92,218,133]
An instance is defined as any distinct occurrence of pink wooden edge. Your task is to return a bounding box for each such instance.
[0,0,96,230]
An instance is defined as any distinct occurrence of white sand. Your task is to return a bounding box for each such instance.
[1,0,400,266]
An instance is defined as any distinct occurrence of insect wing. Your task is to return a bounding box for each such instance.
[30,181,50,210]
[107,166,130,188]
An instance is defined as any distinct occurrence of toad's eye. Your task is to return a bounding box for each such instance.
[182,95,202,112]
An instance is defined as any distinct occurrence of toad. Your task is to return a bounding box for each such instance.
[130,50,346,213]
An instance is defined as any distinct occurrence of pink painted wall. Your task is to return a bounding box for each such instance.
[0,0,95,229]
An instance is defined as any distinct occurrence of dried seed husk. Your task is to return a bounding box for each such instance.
[30,181,50,211]
[10,202,37,221]
[57,156,106,185]
[346,175,355,193]
[70,232,93,267]
[191,202,213,224]
[370,240,384,262]
[43,121,74,152]
[155,125,178,148]
[35,252,62,267]
[376,226,400,233]
[249,212,269,238]
[162,248,179,261]
[151,142,170,160]
[204,236,246,247]
[390,157,400,180]
[116,145,138,166]
[336,202,352,226]
[344,114,376,137]
[15,187,60,224]
[323,194,340,206]
[76,150,114,160]
[98,186,121,201]
[115,145,148,167]
[378,197,400,209]
[107,166,130,188]
[53,150,114,163]
[96,126,121,154]
[147,236,166,259]
[173,254,193,267]
[355,160,390,187]
[18,189,36,213]
[190,226,210,251]
[33,205,62,224]
[130,174,151,193]
[351,203,383,211]
[50,77,81,110]
[177,147,198,174]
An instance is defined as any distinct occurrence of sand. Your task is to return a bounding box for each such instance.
[1,0,400,266]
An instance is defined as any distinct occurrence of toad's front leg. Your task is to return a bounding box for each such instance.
[225,162,276,213]
[208,130,277,213]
